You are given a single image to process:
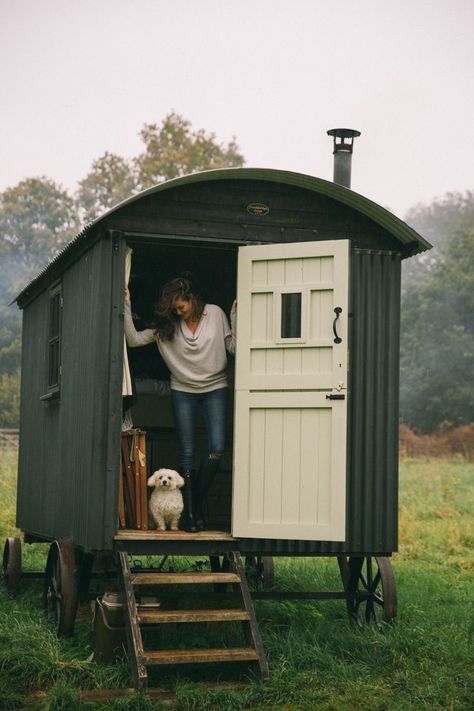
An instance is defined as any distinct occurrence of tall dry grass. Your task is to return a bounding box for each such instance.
[399,422,474,461]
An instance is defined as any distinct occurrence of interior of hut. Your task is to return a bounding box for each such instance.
[122,239,239,533]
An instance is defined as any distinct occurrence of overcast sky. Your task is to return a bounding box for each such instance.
[1,0,473,218]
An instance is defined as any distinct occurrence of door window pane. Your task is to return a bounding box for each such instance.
[281,292,302,339]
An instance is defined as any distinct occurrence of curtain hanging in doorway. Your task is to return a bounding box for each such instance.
[122,247,133,397]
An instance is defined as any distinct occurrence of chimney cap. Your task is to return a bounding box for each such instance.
[327,128,361,139]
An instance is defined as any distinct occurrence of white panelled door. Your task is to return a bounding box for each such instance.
[232,240,349,541]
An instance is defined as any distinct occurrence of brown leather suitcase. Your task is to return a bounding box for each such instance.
[119,429,148,530]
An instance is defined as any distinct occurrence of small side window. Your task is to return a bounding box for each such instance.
[281,292,302,339]
[48,284,62,391]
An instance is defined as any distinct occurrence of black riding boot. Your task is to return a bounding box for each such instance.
[180,468,198,533]
[194,456,221,531]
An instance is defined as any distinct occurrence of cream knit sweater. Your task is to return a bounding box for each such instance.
[124,301,236,393]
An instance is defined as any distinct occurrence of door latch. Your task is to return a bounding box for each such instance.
[326,393,345,400]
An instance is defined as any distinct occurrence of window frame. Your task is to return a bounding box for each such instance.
[273,287,308,344]
[46,281,63,396]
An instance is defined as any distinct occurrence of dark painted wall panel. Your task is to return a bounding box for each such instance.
[16,237,123,550]
[17,294,54,536]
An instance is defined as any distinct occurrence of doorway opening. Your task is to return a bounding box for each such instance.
[123,237,239,533]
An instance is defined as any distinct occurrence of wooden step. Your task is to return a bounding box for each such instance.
[138,608,251,624]
[143,647,260,666]
[117,550,268,686]
[130,572,240,586]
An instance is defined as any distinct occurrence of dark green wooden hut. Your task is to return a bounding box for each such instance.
[14,168,430,559]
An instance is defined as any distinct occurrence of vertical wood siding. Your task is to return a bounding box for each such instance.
[17,235,125,550]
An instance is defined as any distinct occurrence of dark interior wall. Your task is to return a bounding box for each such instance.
[126,241,238,380]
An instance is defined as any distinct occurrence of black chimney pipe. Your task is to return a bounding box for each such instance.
[327,128,361,189]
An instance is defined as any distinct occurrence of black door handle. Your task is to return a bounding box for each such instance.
[326,394,345,400]
[333,307,342,344]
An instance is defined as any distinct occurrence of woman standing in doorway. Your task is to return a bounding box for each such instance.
[124,275,236,532]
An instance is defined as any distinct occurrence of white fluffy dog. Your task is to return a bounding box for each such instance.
[148,469,185,531]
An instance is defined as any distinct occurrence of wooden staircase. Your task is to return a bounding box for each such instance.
[117,551,268,690]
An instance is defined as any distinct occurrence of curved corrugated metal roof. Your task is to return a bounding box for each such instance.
[87,167,431,250]
[15,167,431,305]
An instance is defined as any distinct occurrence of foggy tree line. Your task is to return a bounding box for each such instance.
[0,113,472,431]
[0,113,244,428]
[401,194,474,431]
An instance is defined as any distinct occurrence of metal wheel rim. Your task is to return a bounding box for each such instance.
[260,557,275,588]
[43,539,78,636]
[244,556,260,587]
[344,555,397,626]
[245,555,275,588]
[2,537,22,595]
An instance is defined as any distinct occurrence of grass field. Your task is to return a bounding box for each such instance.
[0,450,473,710]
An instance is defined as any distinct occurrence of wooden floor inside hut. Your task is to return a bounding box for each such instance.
[115,529,235,541]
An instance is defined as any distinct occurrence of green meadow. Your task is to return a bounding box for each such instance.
[0,450,473,710]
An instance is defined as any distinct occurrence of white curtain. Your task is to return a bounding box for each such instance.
[122,247,133,397]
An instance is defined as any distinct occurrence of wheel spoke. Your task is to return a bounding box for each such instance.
[346,556,396,626]
[366,557,373,588]
[353,599,363,615]
[370,570,381,592]
[365,598,375,623]
[48,569,61,621]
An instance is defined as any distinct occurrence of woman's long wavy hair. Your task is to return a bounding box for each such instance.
[154,274,205,341]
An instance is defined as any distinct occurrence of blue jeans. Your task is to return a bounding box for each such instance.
[171,388,227,470]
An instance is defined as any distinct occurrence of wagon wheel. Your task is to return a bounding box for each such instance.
[341,556,397,626]
[2,537,22,595]
[245,556,275,588]
[43,539,78,636]
[337,554,350,589]
[76,550,95,602]
[209,555,231,592]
